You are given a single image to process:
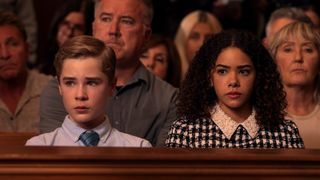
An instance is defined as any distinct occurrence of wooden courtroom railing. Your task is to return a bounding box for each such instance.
[0,132,37,146]
[0,147,318,179]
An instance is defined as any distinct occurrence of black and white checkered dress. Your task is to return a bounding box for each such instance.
[165,117,304,148]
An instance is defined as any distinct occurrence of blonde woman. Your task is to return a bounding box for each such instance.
[269,22,320,149]
[175,10,222,79]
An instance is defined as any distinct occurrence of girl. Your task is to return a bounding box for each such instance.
[166,30,304,148]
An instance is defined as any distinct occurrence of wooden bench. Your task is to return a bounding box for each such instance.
[0,132,37,146]
[0,147,318,179]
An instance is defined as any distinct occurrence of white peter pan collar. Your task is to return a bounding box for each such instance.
[211,105,259,139]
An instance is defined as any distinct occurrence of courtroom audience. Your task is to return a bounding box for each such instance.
[26,36,151,147]
[263,7,313,47]
[269,22,320,149]
[140,34,181,87]
[0,0,38,67]
[39,0,177,147]
[166,30,304,148]
[301,5,320,30]
[38,0,94,76]
[0,12,52,132]
[175,10,222,79]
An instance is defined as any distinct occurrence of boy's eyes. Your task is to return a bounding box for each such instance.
[87,80,100,86]
[63,80,75,87]
[62,80,101,86]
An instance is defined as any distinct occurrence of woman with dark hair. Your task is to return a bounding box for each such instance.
[166,30,304,148]
[38,0,94,75]
[140,34,181,87]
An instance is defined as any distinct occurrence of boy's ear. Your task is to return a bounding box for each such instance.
[56,76,63,96]
[58,85,63,96]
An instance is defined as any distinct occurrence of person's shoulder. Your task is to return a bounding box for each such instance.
[154,75,177,92]
[29,69,53,81]
[28,70,53,88]
[41,77,60,94]
[143,68,177,93]
[172,117,188,126]
[150,74,178,103]
[172,117,211,128]
[26,70,54,95]
[279,119,299,130]
[25,128,60,146]
[111,128,152,147]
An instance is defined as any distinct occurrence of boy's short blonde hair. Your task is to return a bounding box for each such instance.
[54,35,116,84]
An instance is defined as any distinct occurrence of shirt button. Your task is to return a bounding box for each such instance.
[115,121,119,125]
[115,96,119,100]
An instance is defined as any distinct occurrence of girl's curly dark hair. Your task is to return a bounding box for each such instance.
[177,30,287,129]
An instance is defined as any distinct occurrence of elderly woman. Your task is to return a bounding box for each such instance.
[269,22,320,149]
[175,10,222,79]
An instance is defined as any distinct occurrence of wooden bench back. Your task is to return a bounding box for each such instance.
[0,132,37,146]
[0,147,318,179]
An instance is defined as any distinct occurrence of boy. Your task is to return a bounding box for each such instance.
[26,35,151,147]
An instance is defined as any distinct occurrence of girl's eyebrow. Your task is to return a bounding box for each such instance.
[238,65,252,69]
[215,64,229,68]
[215,64,253,68]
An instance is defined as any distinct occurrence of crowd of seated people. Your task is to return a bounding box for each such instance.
[37,0,94,76]
[0,11,52,133]
[0,0,319,149]
[175,10,222,80]
[139,34,181,88]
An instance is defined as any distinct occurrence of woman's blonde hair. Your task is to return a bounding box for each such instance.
[174,10,222,79]
[269,22,320,58]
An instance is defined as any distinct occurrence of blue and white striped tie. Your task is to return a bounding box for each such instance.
[79,130,100,147]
